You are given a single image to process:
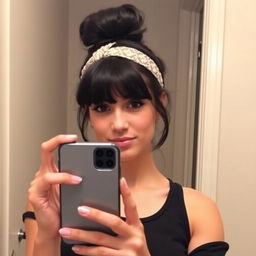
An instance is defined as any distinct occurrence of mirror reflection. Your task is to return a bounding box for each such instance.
[2,1,230,256]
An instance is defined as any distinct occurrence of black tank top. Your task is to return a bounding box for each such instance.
[61,179,190,255]
[141,180,190,256]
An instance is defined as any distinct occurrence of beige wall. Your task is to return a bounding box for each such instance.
[66,0,181,179]
[217,0,256,255]
[0,0,10,254]
[1,0,69,255]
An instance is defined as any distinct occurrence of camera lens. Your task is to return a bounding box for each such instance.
[95,149,104,157]
[96,159,104,167]
[106,149,114,157]
[106,159,114,168]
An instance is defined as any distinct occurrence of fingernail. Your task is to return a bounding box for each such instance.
[71,175,82,184]
[65,134,77,138]
[121,177,128,189]
[59,228,71,237]
[78,206,90,215]
[72,246,80,253]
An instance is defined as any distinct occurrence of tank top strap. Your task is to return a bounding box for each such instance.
[141,179,191,255]
[165,179,191,241]
[166,179,187,209]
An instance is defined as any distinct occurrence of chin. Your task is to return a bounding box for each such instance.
[119,149,137,162]
[120,147,150,163]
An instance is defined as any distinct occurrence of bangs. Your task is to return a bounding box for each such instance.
[77,57,152,106]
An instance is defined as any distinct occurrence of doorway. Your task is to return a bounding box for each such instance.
[172,0,204,187]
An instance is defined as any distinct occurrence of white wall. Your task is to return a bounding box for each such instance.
[216,0,256,255]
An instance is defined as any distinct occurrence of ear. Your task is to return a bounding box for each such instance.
[156,91,168,120]
[159,91,168,106]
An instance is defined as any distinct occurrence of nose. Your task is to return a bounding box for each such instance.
[111,109,128,132]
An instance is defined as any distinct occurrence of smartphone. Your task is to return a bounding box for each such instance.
[58,142,120,244]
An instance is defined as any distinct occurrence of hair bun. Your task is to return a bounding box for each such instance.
[80,4,145,47]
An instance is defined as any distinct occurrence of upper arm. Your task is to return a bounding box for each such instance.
[183,188,225,253]
[24,200,37,256]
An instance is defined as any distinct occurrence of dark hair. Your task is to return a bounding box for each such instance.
[76,4,170,149]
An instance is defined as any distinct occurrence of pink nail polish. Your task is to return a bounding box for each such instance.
[78,206,90,215]
[59,228,71,237]
[65,134,77,139]
[71,175,82,183]
[72,246,80,253]
[121,177,128,190]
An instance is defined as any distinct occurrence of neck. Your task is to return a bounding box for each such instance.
[120,151,165,189]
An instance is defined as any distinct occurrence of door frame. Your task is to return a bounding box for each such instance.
[174,0,204,187]
[195,0,226,200]
[176,0,226,200]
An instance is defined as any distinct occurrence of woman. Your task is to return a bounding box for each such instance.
[24,4,229,256]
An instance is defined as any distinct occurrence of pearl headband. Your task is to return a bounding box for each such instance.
[80,42,164,88]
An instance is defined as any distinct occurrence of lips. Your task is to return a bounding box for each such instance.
[111,137,134,142]
[110,137,135,148]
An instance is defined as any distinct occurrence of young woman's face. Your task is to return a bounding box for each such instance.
[89,96,158,162]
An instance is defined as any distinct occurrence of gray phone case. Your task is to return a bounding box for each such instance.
[58,142,120,244]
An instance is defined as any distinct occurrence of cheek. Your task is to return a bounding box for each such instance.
[90,118,107,137]
[135,112,156,133]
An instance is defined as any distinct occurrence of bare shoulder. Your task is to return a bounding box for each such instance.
[183,186,218,212]
[182,187,225,252]
[182,186,223,226]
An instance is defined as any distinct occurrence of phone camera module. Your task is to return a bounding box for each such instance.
[94,147,116,169]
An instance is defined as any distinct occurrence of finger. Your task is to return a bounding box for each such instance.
[41,172,82,187]
[59,228,118,249]
[40,134,78,169]
[50,157,59,173]
[29,172,82,199]
[120,177,141,226]
[77,206,130,237]
[71,244,120,256]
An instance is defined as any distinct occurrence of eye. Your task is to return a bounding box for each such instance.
[91,103,110,113]
[127,100,145,110]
